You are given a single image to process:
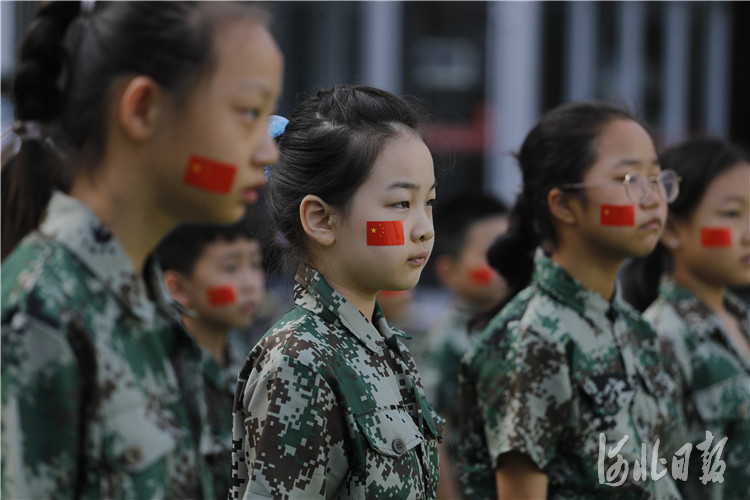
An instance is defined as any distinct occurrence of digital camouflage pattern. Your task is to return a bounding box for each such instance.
[201,332,249,500]
[229,265,443,499]
[413,299,478,480]
[1,192,214,499]
[645,275,750,500]
[459,251,684,500]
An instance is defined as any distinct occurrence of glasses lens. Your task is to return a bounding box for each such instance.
[661,170,680,203]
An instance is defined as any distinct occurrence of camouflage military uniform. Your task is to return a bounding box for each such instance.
[414,300,478,474]
[1,192,214,499]
[201,332,250,499]
[645,275,750,500]
[459,251,683,500]
[229,265,443,499]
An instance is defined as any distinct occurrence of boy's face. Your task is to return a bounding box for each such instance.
[440,215,509,310]
[175,238,265,331]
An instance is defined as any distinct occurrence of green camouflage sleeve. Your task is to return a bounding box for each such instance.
[236,349,347,498]
[2,310,85,499]
[474,324,572,471]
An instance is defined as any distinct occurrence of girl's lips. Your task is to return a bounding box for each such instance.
[407,251,430,266]
[242,188,258,203]
[640,217,662,230]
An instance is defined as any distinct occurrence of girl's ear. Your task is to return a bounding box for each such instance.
[660,217,683,250]
[163,270,192,307]
[118,76,161,141]
[547,187,578,226]
[300,194,336,247]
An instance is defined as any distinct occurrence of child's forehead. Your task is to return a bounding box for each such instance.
[201,237,262,256]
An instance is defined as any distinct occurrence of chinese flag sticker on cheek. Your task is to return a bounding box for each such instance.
[367,221,405,246]
[600,204,635,226]
[183,155,238,194]
[701,227,732,248]
[468,264,496,285]
[206,285,237,306]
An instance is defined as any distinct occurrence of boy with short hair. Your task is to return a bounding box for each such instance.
[155,209,269,500]
[415,192,509,499]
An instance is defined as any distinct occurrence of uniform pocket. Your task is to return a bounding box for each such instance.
[578,373,635,417]
[693,374,750,424]
[355,407,424,458]
[103,403,178,473]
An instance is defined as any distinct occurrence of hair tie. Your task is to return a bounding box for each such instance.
[269,115,288,139]
[6,121,46,142]
[80,0,96,16]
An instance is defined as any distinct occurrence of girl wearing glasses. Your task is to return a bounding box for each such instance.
[623,137,750,500]
[458,101,684,499]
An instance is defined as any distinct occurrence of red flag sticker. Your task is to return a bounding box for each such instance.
[183,155,237,194]
[207,285,237,306]
[701,227,732,248]
[367,221,405,246]
[468,264,496,285]
[601,204,635,226]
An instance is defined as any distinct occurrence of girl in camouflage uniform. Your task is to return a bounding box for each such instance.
[623,137,750,500]
[230,85,444,499]
[459,101,685,499]
[2,2,282,498]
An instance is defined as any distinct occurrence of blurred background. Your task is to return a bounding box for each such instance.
[2,0,749,329]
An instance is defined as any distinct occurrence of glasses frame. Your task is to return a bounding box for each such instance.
[558,169,681,204]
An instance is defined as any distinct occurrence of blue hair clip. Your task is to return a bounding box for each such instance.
[268,115,289,139]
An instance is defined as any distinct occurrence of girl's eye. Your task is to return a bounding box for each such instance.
[224,264,239,273]
[393,201,410,209]
[426,199,435,207]
[720,209,742,219]
[241,108,260,121]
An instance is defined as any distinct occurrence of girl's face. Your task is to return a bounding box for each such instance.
[670,162,750,288]
[331,130,436,295]
[570,119,667,260]
[157,19,283,224]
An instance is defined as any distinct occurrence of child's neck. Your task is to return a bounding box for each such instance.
[183,317,229,366]
[672,265,726,314]
[551,246,621,302]
[318,267,377,321]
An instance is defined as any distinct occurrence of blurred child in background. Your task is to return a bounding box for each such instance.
[413,192,509,499]
[155,208,269,499]
[623,137,750,499]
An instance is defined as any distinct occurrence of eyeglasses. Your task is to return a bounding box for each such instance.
[559,169,681,204]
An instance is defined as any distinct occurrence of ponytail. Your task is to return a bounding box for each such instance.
[2,1,81,260]
[619,243,669,312]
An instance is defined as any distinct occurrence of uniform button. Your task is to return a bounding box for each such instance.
[123,446,143,466]
[392,439,406,455]
[737,404,748,418]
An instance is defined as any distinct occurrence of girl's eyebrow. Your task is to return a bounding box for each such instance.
[388,180,438,191]
[612,157,660,169]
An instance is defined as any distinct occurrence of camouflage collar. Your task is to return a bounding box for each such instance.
[532,249,624,324]
[658,274,750,341]
[294,265,408,354]
[39,191,155,322]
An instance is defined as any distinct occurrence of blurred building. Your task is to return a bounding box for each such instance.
[2,1,748,205]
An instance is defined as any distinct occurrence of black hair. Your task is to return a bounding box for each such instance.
[156,205,269,277]
[267,84,426,270]
[432,192,508,259]
[621,137,750,311]
[475,100,639,330]
[2,1,271,260]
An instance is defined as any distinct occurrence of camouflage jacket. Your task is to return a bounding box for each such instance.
[459,251,683,500]
[1,192,214,499]
[229,265,443,499]
[414,299,478,435]
[201,332,249,500]
[645,275,750,500]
